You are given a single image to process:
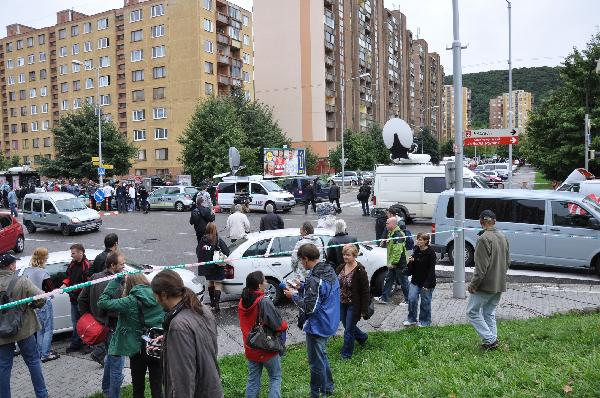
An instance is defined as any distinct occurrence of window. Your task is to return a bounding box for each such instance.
[21,123,28,132]
[17,57,24,67]
[130,9,143,22]
[151,4,165,17]
[19,90,26,100]
[514,199,545,225]
[59,64,67,75]
[26,37,33,47]
[242,52,250,64]
[205,82,214,95]
[134,129,146,141]
[204,19,213,32]
[42,103,48,113]
[12,140,18,150]
[8,92,15,101]
[7,76,15,85]
[22,140,28,149]
[31,105,37,115]
[84,59,93,70]
[132,109,145,121]
[153,87,165,99]
[269,236,301,257]
[86,96,94,104]
[58,29,66,39]
[86,78,94,89]
[229,26,240,40]
[99,55,110,68]
[61,100,68,110]
[250,183,267,195]
[43,137,51,147]
[152,45,165,58]
[61,82,69,93]
[18,74,25,83]
[243,34,250,46]
[83,22,92,33]
[40,69,47,79]
[39,52,47,62]
[73,98,82,108]
[10,124,17,133]
[72,43,80,55]
[100,94,111,105]
[10,108,16,117]
[98,18,109,30]
[204,40,213,53]
[153,66,166,78]
[153,107,167,119]
[204,0,212,10]
[154,128,168,139]
[137,150,146,160]
[31,122,39,131]
[244,239,269,257]
[155,148,168,160]
[131,49,143,62]
[98,37,109,49]
[20,107,27,116]
[131,30,143,42]
[29,88,37,98]
[28,54,35,64]
[243,71,250,83]
[132,89,145,102]
[151,24,165,38]
[132,70,144,81]
[6,59,13,69]
[6,42,13,52]
[551,201,596,229]
[42,120,50,130]
[204,61,213,74]
[99,75,110,87]
[84,41,92,52]
[424,177,446,193]
[71,25,79,36]
[72,62,81,73]
[243,15,249,26]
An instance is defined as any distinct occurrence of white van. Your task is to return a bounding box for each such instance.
[216,175,296,212]
[372,164,488,222]
[483,163,510,179]
[558,179,600,196]
[431,189,600,272]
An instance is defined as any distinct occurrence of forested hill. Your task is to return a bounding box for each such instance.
[444,66,562,127]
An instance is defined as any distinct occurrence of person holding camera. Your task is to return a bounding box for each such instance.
[97,273,164,398]
[284,244,340,398]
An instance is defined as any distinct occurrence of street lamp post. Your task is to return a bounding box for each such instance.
[340,72,370,190]
[72,60,103,185]
[506,0,513,188]
[585,59,600,170]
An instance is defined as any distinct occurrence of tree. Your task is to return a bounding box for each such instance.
[10,155,20,167]
[304,146,318,173]
[367,123,390,165]
[0,154,11,171]
[418,128,440,164]
[439,139,454,157]
[37,104,137,179]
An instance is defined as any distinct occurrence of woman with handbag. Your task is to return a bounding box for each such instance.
[238,271,288,398]
[97,273,164,398]
[197,222,230,312]
[335,244,370,359]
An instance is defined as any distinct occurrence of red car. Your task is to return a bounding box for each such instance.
[0,213,25,254]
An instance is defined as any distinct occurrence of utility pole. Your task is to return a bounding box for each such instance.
[506,0,513,188]
[97,66,103,186]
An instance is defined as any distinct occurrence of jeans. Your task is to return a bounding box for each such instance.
[466,291,502,344]
[380,267,409,302]
[245,355,282,398]
[304,199,316,214]
[141,199,149,212]
[340,303,367,358]
[361,200,369,215]
[69,302,83,347]
[102,353,125,398]
[0,334,48,398]
[305,333,334,397]
[128,198,135,212]
[36,300,54,358]
[407,284,434,326]
[130,352,162,398]
[117,197,126,213]
[9,203,17,217]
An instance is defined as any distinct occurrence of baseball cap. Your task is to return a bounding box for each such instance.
[0,253,18,267]
[479,210,496,221]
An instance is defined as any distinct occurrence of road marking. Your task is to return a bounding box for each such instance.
[183,252,196,256]
[177,232,191,235]
[104,227,136,232]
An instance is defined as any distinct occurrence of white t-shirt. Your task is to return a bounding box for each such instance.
[128,186,136,199]
[103,185,114,197]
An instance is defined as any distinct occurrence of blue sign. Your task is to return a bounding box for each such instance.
[97,167,106,176]
[94,189,105,203]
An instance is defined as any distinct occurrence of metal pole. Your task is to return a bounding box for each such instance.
[341,78,345,192]
[506,0,513,188]
[585,114,590,170]
[452,0,465,299]
[97,67,103,186]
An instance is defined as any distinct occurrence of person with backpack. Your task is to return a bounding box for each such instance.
[197,222,230,313]
[0,253,48,398]
[404,233,437,327]
[357,181,371,216]
[238,271,288,398]
[97,273,164,398]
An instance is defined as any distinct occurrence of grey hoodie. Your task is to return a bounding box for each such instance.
[291,234,326,277]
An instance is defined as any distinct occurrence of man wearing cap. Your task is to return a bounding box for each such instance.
[0,253,49,398]
[466,210,510,350]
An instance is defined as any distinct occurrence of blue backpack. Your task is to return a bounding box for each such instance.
[404,229,415,251]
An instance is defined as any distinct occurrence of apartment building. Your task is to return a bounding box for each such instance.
[488,89,534,129]
[0,0,254,177]
[442,85,471,142]
[253,0,444,158]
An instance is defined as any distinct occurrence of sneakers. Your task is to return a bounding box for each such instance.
[403,320,417,327]
[481,340,499,350]
[41,352,60,363]
[374,296,388,305]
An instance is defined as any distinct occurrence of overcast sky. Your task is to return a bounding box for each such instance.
[1,0,598,74]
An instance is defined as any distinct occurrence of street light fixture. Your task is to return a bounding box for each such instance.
[505,0,513,188]
[72,60,103,185]
[340,72,370,190]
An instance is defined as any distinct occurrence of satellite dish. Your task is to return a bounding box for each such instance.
[382,118,414,161]
[228,147,241,174]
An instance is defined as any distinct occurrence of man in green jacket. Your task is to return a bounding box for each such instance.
[0,253,48,398]
[375,217,408,304]
[467,210,510,350]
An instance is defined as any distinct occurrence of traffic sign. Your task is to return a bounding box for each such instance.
[341,158,348,166]
[103,164,114,170]
[94,189,105,203]
[92,157,100,162]
[97,167,106,176]
[464,136,519,146]
[465,128,520,138]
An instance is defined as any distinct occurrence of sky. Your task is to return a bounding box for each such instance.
[1,0,598,74]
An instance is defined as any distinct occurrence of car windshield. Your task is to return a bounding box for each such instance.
[471,176,489,188]
[228,237,248,252]
[55,198,87,212]
[262,181,284,192]
[583,197,600,214]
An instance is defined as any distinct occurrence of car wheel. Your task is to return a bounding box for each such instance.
[265,277,283,304]
[174,201,184,212]
[61,224,71,236]
[25,221,36,234]
[448,242,474,267]
[283,208,291,213]
[371,269,387,297]
[14,235,24,253]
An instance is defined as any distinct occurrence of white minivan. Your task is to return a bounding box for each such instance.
[216,175,296,212]
[372,164,488,223]
[431,189,600,272]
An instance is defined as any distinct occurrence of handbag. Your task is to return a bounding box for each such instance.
[136,298,162,362]
[247,301,284,352]
[363,297,375,320]
[76,312,110,346]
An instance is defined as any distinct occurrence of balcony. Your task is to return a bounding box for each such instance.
[231,39,241,49]
[231,58,243,68]
[218,75,231,85]
[325,88,336,97]
[326,120,335,129]
[325,56,334,67]
[325,105,335,113]
[217,13,229,24]
[325,72,335,82]
[324,40,334,51]
[218,55,230,65]
[324,0,333,5]
[217,34,230,46]
[232,78,242,87]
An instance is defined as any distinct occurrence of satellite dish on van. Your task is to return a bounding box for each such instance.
[229,147,241,175]
[382,118,414,162]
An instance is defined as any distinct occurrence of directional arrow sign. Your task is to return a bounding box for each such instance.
[103,164,114,170]
[464,136,519,146]
[94,189,105,203]
[467,128,521,138]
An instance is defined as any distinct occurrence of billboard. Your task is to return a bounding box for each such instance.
[263,148,306,178]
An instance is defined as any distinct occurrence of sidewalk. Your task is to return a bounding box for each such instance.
[10,281,600,397]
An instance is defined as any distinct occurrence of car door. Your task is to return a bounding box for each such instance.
[266,235,302,280]
[45,261,72,332]
[250,183,268,210]
[43,199,60,229]
[0,215,11,253]
[504,198,547,265]
[148,187,167,209]
[545,200,600,268]
[164,187,180,209]
[423,176,446,218]
[238,238,272,283]
[31,198,45,228]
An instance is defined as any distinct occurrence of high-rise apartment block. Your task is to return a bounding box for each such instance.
[0,0,254,176]
[488,89,534,129]
[442,85,471,142]
[253,0,445,157]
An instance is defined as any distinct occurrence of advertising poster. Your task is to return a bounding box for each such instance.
[263,148,306,178]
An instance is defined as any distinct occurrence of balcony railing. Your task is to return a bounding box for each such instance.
[218,55,230,65]
[325,72,335,82]
[326,120,335,129]
[325,56,334,67]
[325,105,335,113]
[217,12,229,24]
[325,88,336,97]
[217,34,230,45]
[218,75,231,85]
[324,40,334,51]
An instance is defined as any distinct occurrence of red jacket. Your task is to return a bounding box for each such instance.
[238,290,288,363]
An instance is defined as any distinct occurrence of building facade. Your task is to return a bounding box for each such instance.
[0,0,254,177]
[488,89,534,129]
[442,85,471,142]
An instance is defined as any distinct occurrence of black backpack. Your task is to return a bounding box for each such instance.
[0,275,26,338]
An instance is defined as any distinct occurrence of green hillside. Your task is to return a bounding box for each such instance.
[444,66,562,127]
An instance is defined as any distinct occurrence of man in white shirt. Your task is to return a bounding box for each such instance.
[128,184,136,212]
[102,183,114,211]
[226,204,251,243]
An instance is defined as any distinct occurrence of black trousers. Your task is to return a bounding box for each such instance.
[304,199,316,214]
[329,198,341,211]
[130,351,163,398]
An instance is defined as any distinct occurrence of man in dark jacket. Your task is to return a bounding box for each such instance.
[190,197,215,239]
[284,244,340,397]
[260,203,284,231]
[138,185,149,213]
[357,180,371,216]
[115,182,127,213]
[91,233,119,275]
[61,243,91,352]
[326,219,358,267]
[303,181,316,215]
[328,181,341,213]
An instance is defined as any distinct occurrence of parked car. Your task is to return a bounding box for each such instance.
[0,213,24,254]
[358,171,374,184]
[221,228,389,303]
[477,171,504,188]
[483,163,510,180]
[277,177,330,202]
[329,171,360,186]
[147,185,197,212]
[16,249,205,334]
[216,176,296,212]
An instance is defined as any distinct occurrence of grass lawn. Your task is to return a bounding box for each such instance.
[534,171,553,190]
[89,313,600,398]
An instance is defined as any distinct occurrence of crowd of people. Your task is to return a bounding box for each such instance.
[0,191,509,397]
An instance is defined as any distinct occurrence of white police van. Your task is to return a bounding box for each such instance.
[216,175,296,212]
